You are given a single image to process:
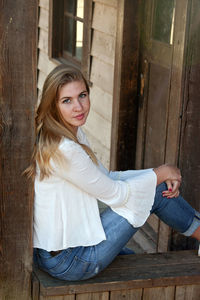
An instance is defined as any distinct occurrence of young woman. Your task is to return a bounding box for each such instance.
[29,64,200,281]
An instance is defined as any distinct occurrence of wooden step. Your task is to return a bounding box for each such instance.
[32,250,200,300]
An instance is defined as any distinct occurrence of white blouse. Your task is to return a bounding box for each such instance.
[33,128,157,251]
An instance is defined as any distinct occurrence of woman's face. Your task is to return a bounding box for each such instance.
[57,80,90,133]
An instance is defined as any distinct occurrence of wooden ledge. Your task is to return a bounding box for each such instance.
[32,250,200,299]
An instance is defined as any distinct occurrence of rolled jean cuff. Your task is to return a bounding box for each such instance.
[182,210,200,236]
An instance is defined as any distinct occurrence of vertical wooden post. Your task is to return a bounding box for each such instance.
[110,0,140,171]
[0,0,37,299]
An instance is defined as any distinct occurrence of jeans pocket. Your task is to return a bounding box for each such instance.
[37,249,72,273]
[51,256,98,281]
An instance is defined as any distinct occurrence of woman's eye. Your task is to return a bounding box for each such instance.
[79,93,87,99]
[63,98,71,104]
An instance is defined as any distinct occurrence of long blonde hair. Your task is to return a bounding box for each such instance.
[26,64,98,180]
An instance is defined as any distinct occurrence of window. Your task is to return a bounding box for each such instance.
[49,0,93,77]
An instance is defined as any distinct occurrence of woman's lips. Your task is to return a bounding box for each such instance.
[75,113,84,120]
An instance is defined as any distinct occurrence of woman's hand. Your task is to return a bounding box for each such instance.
[153,164,181,198]
[162,179,180,198]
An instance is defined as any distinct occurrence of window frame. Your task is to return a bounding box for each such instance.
[48,0,93,79]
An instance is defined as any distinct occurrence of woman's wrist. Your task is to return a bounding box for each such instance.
[153,165,168,185]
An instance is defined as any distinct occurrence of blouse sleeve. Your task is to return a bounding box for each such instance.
[52,142,129,208]
[52,141,157,227]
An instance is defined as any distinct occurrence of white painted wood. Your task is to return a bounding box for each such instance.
[91,30,115,65]
[92,2,117,36]
[38,50,57,75]
[39,0,49,11]
[90,86,112,122]
[38,6,49,31]
[85,108,111,150]
[83,127,110,169]
[93,0,117,8]
[90,57,114,94]
[37,69,47,92]
[38,28,48,54]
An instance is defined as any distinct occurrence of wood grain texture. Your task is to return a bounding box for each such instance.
[177,0,200,251]
[143,286,175,300]
[0,0,37,298]
[93,0,117,8]
[110,288,142,300]
[39,6,49,31]
[91,30,115,65]
[110,0,140,171]
[40,295,75,300]
[76,292,109,300]
[39,0,49,11]
[38,28,49,54]
[92,2,117,36]
[82,128,110,168]
[34,251,200,297]
[165,0,189,165]
[85,108,111,149]
[89,86,112,122]
[90,57,114,94]
[175,284,200,300]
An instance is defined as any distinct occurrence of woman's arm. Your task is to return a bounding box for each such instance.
[52,141,156,209]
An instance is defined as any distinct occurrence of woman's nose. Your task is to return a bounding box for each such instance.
[73,99,83,111]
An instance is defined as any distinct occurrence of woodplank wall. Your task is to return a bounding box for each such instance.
[0,0,37,298]
[37,0,117,168]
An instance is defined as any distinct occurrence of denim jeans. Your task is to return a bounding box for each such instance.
[34,183,200,281]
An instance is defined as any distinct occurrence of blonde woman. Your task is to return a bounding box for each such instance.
[29,64,200,281]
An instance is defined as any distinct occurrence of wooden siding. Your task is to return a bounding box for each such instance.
[83,0,117,168]
[37,0,117,169]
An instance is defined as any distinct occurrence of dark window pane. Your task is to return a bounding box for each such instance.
[64,0,76,15]
[75,20,83,60]
[152,0,175,44]
[63,16,74,54]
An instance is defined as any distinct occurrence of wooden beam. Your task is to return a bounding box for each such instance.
[110,0,140,171]
[0,0,37,298]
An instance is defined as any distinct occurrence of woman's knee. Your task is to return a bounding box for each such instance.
[156,182,167,193]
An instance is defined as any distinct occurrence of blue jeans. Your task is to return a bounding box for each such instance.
[34,183,200,281]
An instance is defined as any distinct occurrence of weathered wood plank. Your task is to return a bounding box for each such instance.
[39,0,49,11]
[85,108,111,150]
[90,57,114,94]
[143,286,175,300]
[38,28,49,54]
[32,273,40,300]
[165,0,189,165]
[132,229,156,254]
[38,50,57,76]
[40,296,75,300]
[93,0,117,8]
[82,128,110,168]
[0,0,37,298]
[175,284,200,300]
[76,292,109,300]
[110,0,140,171]
[177,0,200,250]
[39,6,49,31]
[37,69,47,93]
[34,251,200,296]
[91,30,115,65]
[90,85,112,122]
[110,289,142,300]
[92,2,117,36]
